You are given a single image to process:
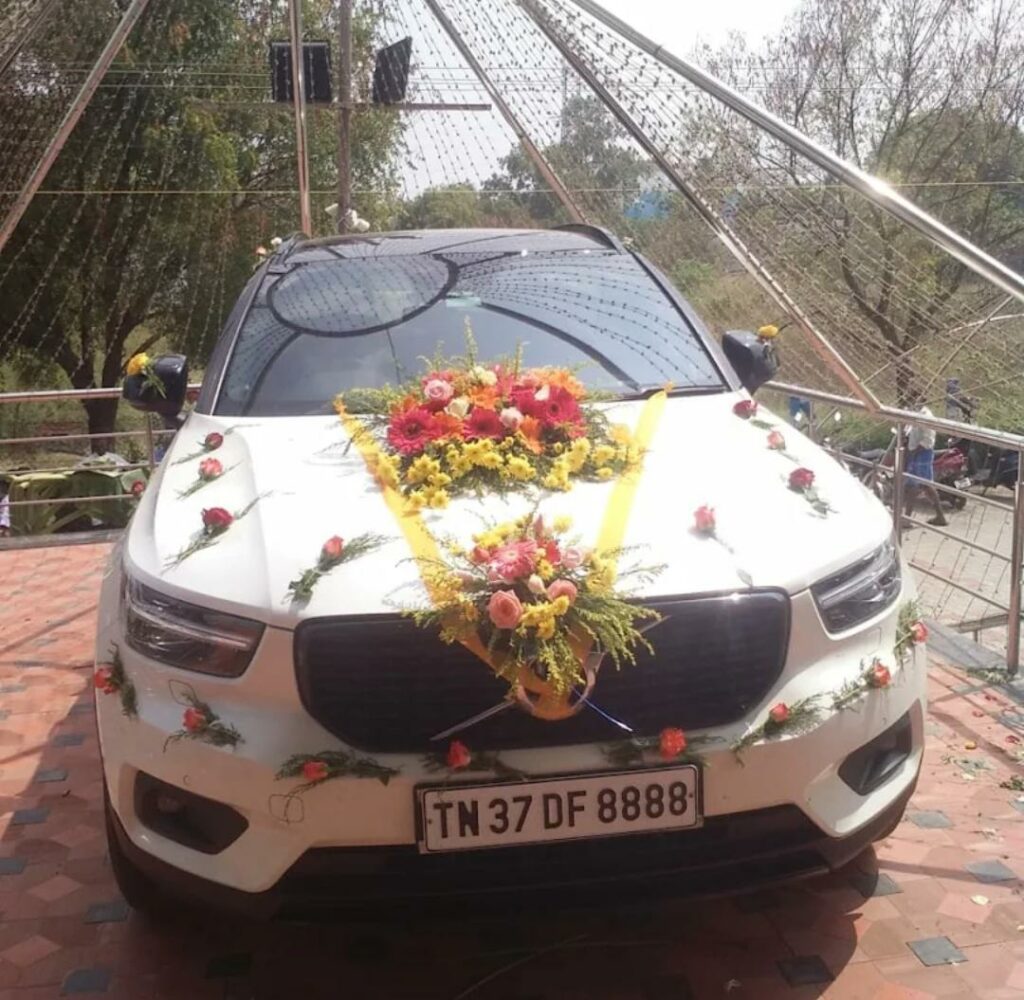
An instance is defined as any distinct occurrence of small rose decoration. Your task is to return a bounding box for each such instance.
[547,579,578,604]
[94,666,117,695]
[868,661,892,688]
[183,706,208,733]
[767,430,786,451]
[130,480,145,498]
[286,532,386,602]
[733,399,758,419]
[659,727,687,760]
[423,378,455,409]
[911,621,927,643]
[561,545,587,569]
[768,702,790,725]
[694,505,716,535]
[488,589,523,629]
[447,740,471,769]
[302,760,329,783]
[322,536,344,562]
[202,507,234,533]
[204,432,223,451]
[198,457,223,481]
[789,468,815,491]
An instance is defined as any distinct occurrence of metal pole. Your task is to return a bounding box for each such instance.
[288,0,312,235]
[0,0,61,78]
[1007,451,1024,675]
[0,0,153,255]
[425,0,587,225]
[517,0,879,410]
[337,0,353,234]
[144,415,156,473]
[891,423,906,546]
[564,0,1024,306]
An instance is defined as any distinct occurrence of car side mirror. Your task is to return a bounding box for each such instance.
[722,330,779,394]
[122,354,189,418]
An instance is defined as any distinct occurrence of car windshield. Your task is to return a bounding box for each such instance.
[214,247,725,416]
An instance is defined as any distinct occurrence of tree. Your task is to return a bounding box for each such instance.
[0,0,404,446]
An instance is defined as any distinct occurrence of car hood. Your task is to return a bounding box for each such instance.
[125,392,891,628]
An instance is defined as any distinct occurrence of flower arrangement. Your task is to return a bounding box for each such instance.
[832,658,894,711]
[731,697,822,759]
[177,457,234,499]
[173,431,225,465]
[164,691,242,751]
[422,740,528,780]
[93,645,138,720]
[285,532,388,603]
[276,750,398,791]
[165,497,261,569]
[125,352,165,398]
[404,513,661,699]
[335,343,642,509]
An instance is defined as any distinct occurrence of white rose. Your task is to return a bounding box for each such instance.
[446,396,470,419]
[499,407,524,430]
[527,574,546,595]
[472,365,497,386]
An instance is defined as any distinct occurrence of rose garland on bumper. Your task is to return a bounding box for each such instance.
[404,513,661,697]
[164,688,242,751]
[423,740,529,780]
[601,727,719,768]
[276,750,398,791]
[335,344,642,509]
[286,533,389,603]
[93,645,138,720]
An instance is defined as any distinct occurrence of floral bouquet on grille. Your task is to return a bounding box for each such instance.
[404,513,662,707]
[335,341,643,509]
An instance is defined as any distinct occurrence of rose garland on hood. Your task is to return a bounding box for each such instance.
[403,512,662,696]
[335,343,642,509]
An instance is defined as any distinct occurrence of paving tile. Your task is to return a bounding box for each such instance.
[83,901,129,925]
[849,871,902,898]
[0,858,26,875]
[776,954,834,986]
[11,807,50,825]
[30,875,82,903]
[2,935,60,968]
[34,769,68,784]
[61,967,111,994]
[908,936,968,967]
[908,809,954,829]
[965,857,1018,883]
[52,733,86,748]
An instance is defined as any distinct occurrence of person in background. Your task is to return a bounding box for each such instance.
[904,393,948,527]
[788,395,811,427]
[0,477,10,538]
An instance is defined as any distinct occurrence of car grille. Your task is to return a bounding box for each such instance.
[294,591,790,752]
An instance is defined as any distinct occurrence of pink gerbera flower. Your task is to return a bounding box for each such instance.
[387,406,440,455]
[465,407,506,439]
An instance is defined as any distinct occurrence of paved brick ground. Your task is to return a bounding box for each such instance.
[1,542,1023,999]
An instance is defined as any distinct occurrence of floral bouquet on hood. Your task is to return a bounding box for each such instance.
[335,339,643,508]
[405,513,662,705]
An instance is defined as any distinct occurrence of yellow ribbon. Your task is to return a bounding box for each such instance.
[338,390,668,714]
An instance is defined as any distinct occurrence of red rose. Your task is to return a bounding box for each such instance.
[768,702,790,725]
[910,621,927,644]
[868,661,892,688]
[204,432,224,451]
[93,666,117,694]
[510,386,541,417]
[767,430,785,451]
[788,467,815,491]
[321,535,345,562]
[659,727,687,760]
[465,407,506,440]
[694,505,716,535]
[130,480,145,497]
[387,405,440,455]
[302,760,329,783]
[202,507,234,532]
[183,707,207,733]
[543,539,561,565]
[447,740,471,769]
[470,545,491,564]
[733,399,758,419]
[198,457,223,481]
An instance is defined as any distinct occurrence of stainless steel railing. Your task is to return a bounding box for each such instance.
[1,380,1021,674]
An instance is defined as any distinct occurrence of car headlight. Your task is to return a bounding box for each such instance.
[811,538,901,633]
[123,577,263,677]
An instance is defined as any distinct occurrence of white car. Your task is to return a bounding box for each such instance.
[96,227,924,915]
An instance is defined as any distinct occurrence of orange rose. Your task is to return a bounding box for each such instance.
[659,727,687,759]
[447,740,471,769]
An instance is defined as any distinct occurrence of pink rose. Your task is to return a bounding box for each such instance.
[500,407,524,431]
[488,590,523,630]
[561,545,587,570]
[547,579,578,604]
[423,378,455,410]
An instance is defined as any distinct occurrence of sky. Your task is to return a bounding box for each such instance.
[599,0,801,50]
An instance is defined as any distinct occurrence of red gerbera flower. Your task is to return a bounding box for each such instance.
[387,405,440,455]
[465,407,506,439]
[538,387,583,428]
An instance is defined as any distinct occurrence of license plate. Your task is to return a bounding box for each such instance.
[416,765,701,853]
[955,477,972,491]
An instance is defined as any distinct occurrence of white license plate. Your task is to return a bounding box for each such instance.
[955,477,972,491]
[416,766,701,853]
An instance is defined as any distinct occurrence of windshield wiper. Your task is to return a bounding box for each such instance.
[613,384,725,401]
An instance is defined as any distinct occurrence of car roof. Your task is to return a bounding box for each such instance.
[278,226,625,265]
